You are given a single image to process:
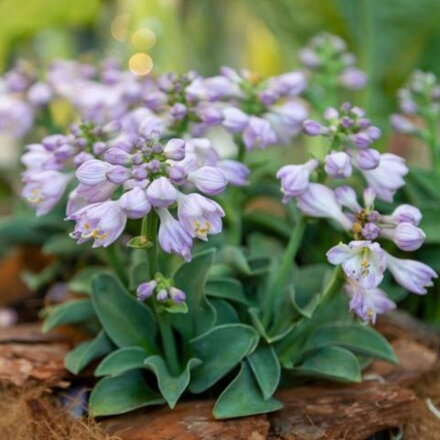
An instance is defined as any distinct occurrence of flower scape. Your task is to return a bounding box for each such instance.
[14,33,438,419]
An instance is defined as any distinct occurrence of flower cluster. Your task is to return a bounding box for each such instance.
[277,103,437,322]
[137,273,186,305]
[391,70,440,135]
[299,32,367,91]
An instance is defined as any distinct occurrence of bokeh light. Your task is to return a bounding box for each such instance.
[132,28,156,51]
[111,13,130,42]
[128,52,153,76]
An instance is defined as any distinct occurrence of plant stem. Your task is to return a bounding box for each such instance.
[228,138,247,245]
[104,245,129,286]
[262,215,308,325]
[320,265,344,305]
[142,212,159,278]
[157,312,180,376]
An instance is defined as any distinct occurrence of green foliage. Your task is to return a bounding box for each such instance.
[95,347,148,377]
[43,299,95,333]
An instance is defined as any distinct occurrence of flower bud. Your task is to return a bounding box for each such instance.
[136,280,157,301]
[362,223,380,240]
[169,287,186,303]
[146,177,178,208]
[303,119,325,136]
[352,132,371,148]
[393,222,426,251]
[324,151,352,178]
[334,185,361,212]
[222,107,249,133]
[104,148,132,165]
[119,187,151,219]
[164,138,186,161]
[391,204,422,226]
[76,160,108,186]
[107,165,131,184]
[187,166,227,195]
[355,148,381,170]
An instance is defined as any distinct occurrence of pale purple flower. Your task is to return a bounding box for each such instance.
[352,132,371,148]
[354,148,380,170]
[177,193,224,240]
[327,240,386,288]
[76,160,109,186]
[23,170,71,216]
[277,159,319,202]
[76,181,118,203]
[296,183,353,229]
[334,186,361,213]
[69,200,127,247]
[222,107,249,133]
[27,82,53,106]
[324,151,352,178]
[385,252,437,295]
[389,204,422,226]
[381,222,426,251]
[137,280,157,301]
[157,208,193,261]
[119,187,151,219]
[197,105,223,126]
[361,153,408,202]
[156,289,168,302]
[187,166,227,195]
[169,286,186,303]
[218,160,250,186]
[146,177,178,208]
[345,279,395,323]
[106,165,131,184]
[362,223,380,240]
[21,144,59,171]
[391,114,418,134]
[164,138,185,161]
[170,103,187,120]
[271,71,307,96]
[104,148,132,165]
[242,116,277,150]
[340,67,368,90]
[303,119,325,136]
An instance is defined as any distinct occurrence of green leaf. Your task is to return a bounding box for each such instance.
[409,168,440,201]
[144,356,202,409]
[217,246,252,275]
[248,307,294,344]
[43,299,95,333]
[162,302,188,314]
[89,370,164,417]
[213,362,282,419]
[95,347,147,377]
[91,273,157,353]
[68,267,109,295]
[243,211,291,239]
[291,346,361,383]
[305,324,397,364]
[419,203,440,244]
[211,299,240,325]
[173,250,217,338]
[22,263,61,291]
[206,278,249,305]
[189,324,259,393]
[247,345,280,400]
[42,233,86,256]
[65,331,113,374]
[289,286,320,319]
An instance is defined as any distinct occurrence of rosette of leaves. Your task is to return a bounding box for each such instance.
[44,241,396,419]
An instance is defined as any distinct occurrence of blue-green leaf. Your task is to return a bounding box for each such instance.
[65,330,113,374]
[291,346,361,383]
[89,370,164,417]
[305,324,397,364]
[95,347,147,377]
[206,278,249,305]
[91,273,157,353]
[144,356,202,408]
[43,299,95,333]
[189,324,259,393]
[213,362,282,419]
[68,267,110,295]
[247,345,280,400]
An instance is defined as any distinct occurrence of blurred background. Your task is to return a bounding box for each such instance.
[0,0,440,323]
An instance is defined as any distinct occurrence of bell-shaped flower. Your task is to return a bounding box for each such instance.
[243,116,277,150]
[164,138,186,161]
[324,151,352,178]
[334,185,361,213]
[380,222,426,251]
[22,170,71,216]
[277,159,319,202]
[361,153,408,202]
[187,166,227,195]
[119,187,151,219]
[68,200,127,248]
[177,193,224,241]
[345,279,395,323]
[297,183,353,230]
[218,160,250,186]
[327,240,386,288]
[157,208,193,261]
[76,159,109,186]
[222,107,249,133]
[385,252,437,295]
[146,177,178,208]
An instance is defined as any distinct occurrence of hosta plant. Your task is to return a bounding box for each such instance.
[16,33,437,418]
